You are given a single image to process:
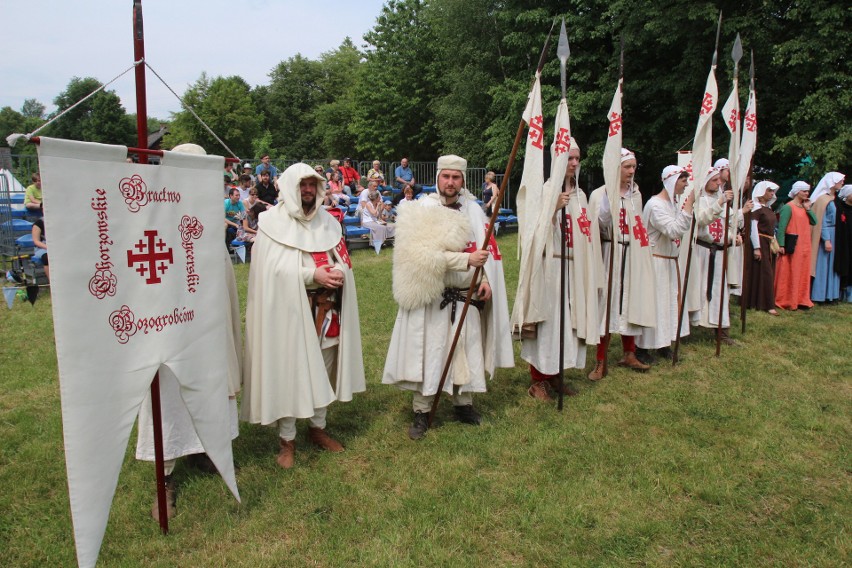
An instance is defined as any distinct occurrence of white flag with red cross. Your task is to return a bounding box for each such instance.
[602,78,624,235]
[37,137,239,568]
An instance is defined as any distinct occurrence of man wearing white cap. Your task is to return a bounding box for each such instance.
[587,148,656,379]
[635,166,695,363]
[241,163,366,468]
[690,166,743,343]
[383,154,513,440]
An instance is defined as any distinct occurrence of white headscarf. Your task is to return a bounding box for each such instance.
[701,167,721,193]
[713,158,730,171]
[751,181,779,211]
[280,162,328,222]
[810,171,845,205]
[661,165,686,201]
[620,148,636,163]
[789,180,811,198]
[554,136,582,192]
[839,184,852,201]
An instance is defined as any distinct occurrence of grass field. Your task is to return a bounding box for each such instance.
[1,231,850,567]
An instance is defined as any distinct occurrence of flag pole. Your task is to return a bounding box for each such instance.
[673,11,722,365]
[428,22,555,427]
[556,19,570,411]
[133,0,169,535]
[600,36,625,379]
[740,51,756,334]
[715,34,743,356]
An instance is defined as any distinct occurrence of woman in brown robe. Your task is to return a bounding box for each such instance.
[744,181,779,314]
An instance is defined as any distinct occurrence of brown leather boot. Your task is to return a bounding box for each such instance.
[528,381,553,401]
[308,427,344,453]
[150,474,176,522]
[719,328,738,346]
[588,360,605,381]
[277,438,296,469]
[618,351,651,371]
[547,377,579,397]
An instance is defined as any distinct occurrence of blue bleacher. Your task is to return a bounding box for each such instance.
[16,233,34,250]
[342,216,360,226]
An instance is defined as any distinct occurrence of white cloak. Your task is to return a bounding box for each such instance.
[637,195,692,349]
[588,184,656,336]
[241,192,365,424]
[383,194,513,396]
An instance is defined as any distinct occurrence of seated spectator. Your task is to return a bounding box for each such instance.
[237,174,253,201]
[224,162,237,185]
[225,188,246,246]
[381,201,396,223]
[482,171,499,216]
[326,171,351,206]
[237,202,265,244]
[392,159,424,205]
[359,179,381,208]
[367,160,386,186]
[254,171,278,205]
[243,187,271,211]
[325,159,343,187]
[32,216,49,281]
[242,162,255,185]
[25,172,43,219]
[340,157,361,195]
[362,188,395,254]
[254,154,278,181]
[400,184,416,202]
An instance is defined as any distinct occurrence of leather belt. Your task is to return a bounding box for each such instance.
[440,287,484,323]
[307,287,339,337]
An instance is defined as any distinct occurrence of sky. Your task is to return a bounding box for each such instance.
[0,0,387,120]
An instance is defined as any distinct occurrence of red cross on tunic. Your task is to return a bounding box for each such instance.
[619,208,629,235]
[311,251,331,268]
[708,219,724,243]
[744,111,757,133]
[632,215,649,247]
[563,213,573,248]
[608,112,622,137]
[484,224,502,260]
[700,92,714,115]
[464,240,477,253]
[554,128,571,156]
[528,115,545,150]
[728,109,740,132]
[674,238,681,248]
[127,230,174,285]
[577,208,592,242]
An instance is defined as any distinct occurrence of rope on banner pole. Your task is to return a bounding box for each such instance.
[145,62,240,161]
[5,60,143,147]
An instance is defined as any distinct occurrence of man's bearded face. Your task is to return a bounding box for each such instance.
[438,170,464,200]
[300,177,318,209]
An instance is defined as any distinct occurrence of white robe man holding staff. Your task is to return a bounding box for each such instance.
[241,163,366,469]
[383,155,513,440]
[587,149,656,379]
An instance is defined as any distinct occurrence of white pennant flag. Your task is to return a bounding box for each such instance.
[690,68,719,209]
[511,72,547,327]
[738,86,757,193]
[37,137,239,568]
[721,81,741,208]
[603,78,624,237]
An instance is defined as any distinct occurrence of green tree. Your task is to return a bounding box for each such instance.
[350,0,439,160]
[49,77,135,145]
[164,74,261,158]
[313,38,363,159]
[0,107,25,148]
[20,98,46,120]
[263,55,326,159]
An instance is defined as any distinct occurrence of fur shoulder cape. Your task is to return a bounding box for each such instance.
[392,201,471,309]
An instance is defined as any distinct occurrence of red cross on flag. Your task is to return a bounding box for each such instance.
[738,86,757,196]
[36,137,239,568]
[603,78,624,236]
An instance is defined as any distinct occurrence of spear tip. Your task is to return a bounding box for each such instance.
[732,33,743,63]
[557,17,569,60]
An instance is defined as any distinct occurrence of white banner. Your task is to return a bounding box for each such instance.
[37,137,239,568]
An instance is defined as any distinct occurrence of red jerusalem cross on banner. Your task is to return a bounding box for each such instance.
[528,115,545,150]
[608,112,622,137]
[700,92,715,115]
[127,230,174,284]
[554,128,571,156]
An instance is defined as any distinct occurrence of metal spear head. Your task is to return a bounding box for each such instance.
[619,34,625,79]
[732,33,743,69]
[749,49,755,89]
[558,18,569,98]
[711,10,722,67]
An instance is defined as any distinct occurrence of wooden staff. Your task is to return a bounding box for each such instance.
[428,22,555,426]
[715,34,743,356]
[740,52,756,335]
[556,19,570,411]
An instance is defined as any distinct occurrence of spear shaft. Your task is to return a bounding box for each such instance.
[740,51,756,334]
[428,22,556,426]
[557,18,569,411]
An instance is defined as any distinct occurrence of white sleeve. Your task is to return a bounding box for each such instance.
[750,219,760,249]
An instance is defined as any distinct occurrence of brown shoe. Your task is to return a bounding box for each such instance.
[277,438,295,469]
[588,360,605,381]
[150,475,176,522]
[618,351,650,371]
[528,381,553,401]
[547,377,579,397]
[719,328,738,346]
[512,322,538,341]
[308,427,344,453]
